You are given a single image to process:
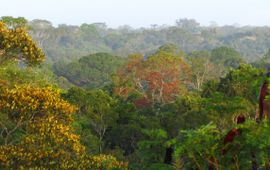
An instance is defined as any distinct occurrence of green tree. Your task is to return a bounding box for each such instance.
[63,88,118,153]
[137,129,172,170]
[53,52,126,88]
[211,46,245,68]
[105,99,143,156]
[217,64,264,103]
[188,50,224,90]
[0,16,27,28]
[175,123,222,170]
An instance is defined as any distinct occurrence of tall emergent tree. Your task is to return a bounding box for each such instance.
[0,19,45,65]
[114,49,190,108]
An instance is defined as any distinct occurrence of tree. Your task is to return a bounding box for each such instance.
[217,64,264,103]
[252,48,270,69]
[188,51,224,90]
[175,18,200,32]
[0,85,76,145]
[0,61,57,88]
[114,49,190,108]
[156,44,185,56]
[104,98,143,156]
[137,129,171,169]
[211,46,245,68]
[0,20,45,65]
[0,115,86,169]
[0,16,27,28]
[63,88,118,154]
[0,86,88,169]
[28,19,53,49]
[175,123,222,170]
[53,52,126,88]
[84,89,118,153]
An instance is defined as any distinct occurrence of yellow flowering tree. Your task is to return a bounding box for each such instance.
[0,115,86,169]
[0,85,75,145]
[0,18,45,88]
[0,86,84,169]
[0,20,45,65]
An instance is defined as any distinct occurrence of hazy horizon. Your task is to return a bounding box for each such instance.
[1,0,270,28]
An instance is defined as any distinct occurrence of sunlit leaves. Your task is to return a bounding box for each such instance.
[0,115,85,169]
[0,85,76,122]
[0,21,45,65]
[86,154,128,170]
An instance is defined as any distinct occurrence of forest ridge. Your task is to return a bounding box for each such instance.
[27,18,270,62]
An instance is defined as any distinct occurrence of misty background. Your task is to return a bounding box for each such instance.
[1,0,270,28]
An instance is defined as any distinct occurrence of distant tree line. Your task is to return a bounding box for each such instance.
[14,17,270,63]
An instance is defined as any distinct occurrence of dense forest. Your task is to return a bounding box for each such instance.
[26,18,270,63]
[1,16,270,169]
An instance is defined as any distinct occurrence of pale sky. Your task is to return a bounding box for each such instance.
[0,0,270,28]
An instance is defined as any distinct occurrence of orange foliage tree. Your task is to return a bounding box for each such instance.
[114,51,190,107]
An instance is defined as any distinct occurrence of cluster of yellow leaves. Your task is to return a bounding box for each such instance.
[0,21,45,65]
[27,115,84,153]
[0,85,76,122]
[0,136,128,169]
[0,115,86,169]
[0,85,83,169]
[84,154,128,170]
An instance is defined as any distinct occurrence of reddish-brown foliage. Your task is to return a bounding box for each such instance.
[114,52,190,106]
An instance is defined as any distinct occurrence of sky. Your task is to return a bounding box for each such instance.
[0,0,270,28]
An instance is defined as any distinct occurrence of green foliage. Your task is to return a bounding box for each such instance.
[252,48,270,69]
[211,46,245,68]
[202,93,254,128]
[23,17,270,63]
[201,80,219,97]
[53,52,126,88]
[0,16,27,28]
[175,123,222,169]
[175,120,270,170]
[105,99,143,156]
[218,64,264,103]
[147,163,174,170]
[188,50,224,90]
[137,129,169,169]
[156,44,185,57]
[172,95,209,129]
[63,87,119,153]
[0,61,58,87]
